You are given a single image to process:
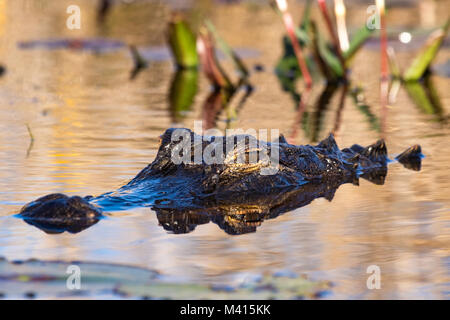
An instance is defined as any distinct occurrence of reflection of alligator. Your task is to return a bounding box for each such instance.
[156,178,365,235]
[17,128,423,235]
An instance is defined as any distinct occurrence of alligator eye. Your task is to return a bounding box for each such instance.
[158,135,162,146]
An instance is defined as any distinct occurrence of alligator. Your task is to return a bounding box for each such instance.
[17,128,423,235]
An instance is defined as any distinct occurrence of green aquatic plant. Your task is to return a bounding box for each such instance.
[317,0,346,73]
[273,0,313,88]
[275,15,374,85]
[198,28,234,90]
[273,1,379,141]
[382,20,447,120]
[167,14,199,69]
[274,0,314,120]
[204,19,249,79]
[308,22,375,82]
[309,21,344,81]
[403,19,450,82]
[195,22,254,131]
[300,0,313,32]
[343,25,375,62]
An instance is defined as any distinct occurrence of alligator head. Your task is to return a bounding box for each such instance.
[16,128,423,235]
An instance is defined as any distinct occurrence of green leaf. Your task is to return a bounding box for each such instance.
[300,0,313,32]
[310,21,344,79]
[167,15,198,69]
[344,25,375,62]
[403,19,450,82]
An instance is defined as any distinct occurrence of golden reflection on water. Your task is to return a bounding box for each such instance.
[0,0,449,299]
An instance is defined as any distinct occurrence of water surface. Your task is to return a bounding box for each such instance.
[0,0,449,299]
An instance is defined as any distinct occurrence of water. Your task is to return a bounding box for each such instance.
[0,0,449,299]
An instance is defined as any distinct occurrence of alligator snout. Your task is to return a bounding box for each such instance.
[17,194,103,234]
[19,193,102,220]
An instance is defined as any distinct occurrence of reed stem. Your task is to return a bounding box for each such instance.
[377,0,389,136]
[276,0,313,88]
[317,0,346,72]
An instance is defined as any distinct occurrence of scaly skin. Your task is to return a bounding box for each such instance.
[17,128,423,234]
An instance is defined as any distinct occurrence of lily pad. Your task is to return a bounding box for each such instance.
[0,258,332,299]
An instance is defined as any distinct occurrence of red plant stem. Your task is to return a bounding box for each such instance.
[317,0,346,71]
[282,12,313,88]
[379,5,389,137]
